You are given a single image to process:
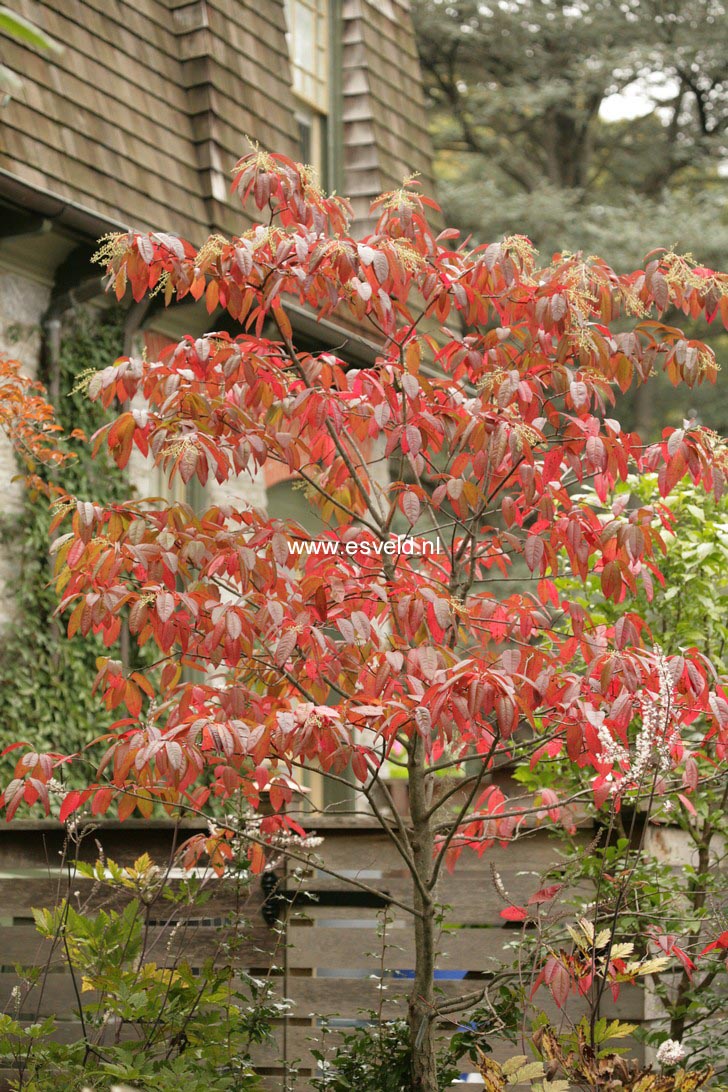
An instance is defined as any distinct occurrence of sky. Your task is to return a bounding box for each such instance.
[600,88,654,121]
[600,76,679,122]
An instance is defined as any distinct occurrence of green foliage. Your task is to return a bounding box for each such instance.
[414,0,728,263]
[310,1017,463,1092]
[627,478,728,665]
[0,7,62,52]
[0,306,138,783]
[563,474,728,668]
[539,475,728,1075]
[0,854,277,1091]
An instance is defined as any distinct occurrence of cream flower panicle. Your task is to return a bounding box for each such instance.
[656,1039,686,1066]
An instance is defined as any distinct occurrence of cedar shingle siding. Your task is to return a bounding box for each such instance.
[342,0,434,227]
[0,0,435,241]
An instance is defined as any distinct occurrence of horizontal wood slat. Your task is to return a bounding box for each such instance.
[0,875,265,918]
[287,923,513,969]
[0,921,274,973]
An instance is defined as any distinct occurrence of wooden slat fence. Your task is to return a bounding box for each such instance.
[0,818,648,1090]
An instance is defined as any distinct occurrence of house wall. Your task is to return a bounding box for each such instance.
[0,0,436,241]
[0,272,50,628]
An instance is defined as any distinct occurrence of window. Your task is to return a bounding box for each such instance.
[285,0,329,113]
[284,0,330,182]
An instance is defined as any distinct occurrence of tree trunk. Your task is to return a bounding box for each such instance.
[408,735,438,1092]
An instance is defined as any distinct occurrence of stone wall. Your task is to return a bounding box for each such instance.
[0,272,50,629]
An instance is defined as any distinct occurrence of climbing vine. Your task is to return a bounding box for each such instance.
[0,304,134,782]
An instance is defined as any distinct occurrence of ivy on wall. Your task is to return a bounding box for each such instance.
[0,304,133,780]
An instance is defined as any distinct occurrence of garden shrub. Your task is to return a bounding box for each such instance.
[0,845,280,1091]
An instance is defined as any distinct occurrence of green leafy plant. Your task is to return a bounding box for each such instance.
[310,1016,463,1092]
[0,306,148,783]
[0,847,279,1091]
[529,1021,715,1091]
[499,474,728,1080]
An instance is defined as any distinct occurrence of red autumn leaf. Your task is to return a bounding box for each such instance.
[528,884,564,905]
[701,930,728,956]
[402,490,421,525]
[500,905,528,922]
[524,534,544,573]
[59,790,83,823]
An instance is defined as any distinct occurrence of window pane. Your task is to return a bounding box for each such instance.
[297,115,312,165]
[293,1,314,69]
[285,0,329,113]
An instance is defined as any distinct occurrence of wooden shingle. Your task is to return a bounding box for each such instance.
[340,0,437,228]
[0,0,435,242]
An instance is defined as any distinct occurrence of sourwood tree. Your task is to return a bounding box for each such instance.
[3,152,728,1090]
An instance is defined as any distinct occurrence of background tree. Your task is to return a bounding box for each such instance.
[413,0,728,264]
[3,153,728,1091]
[413,0,728,435]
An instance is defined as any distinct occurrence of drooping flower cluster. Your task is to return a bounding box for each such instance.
[632,648,678,785]
[592,647,682,803]
[593,646,681,794]
[596,718,629,767]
